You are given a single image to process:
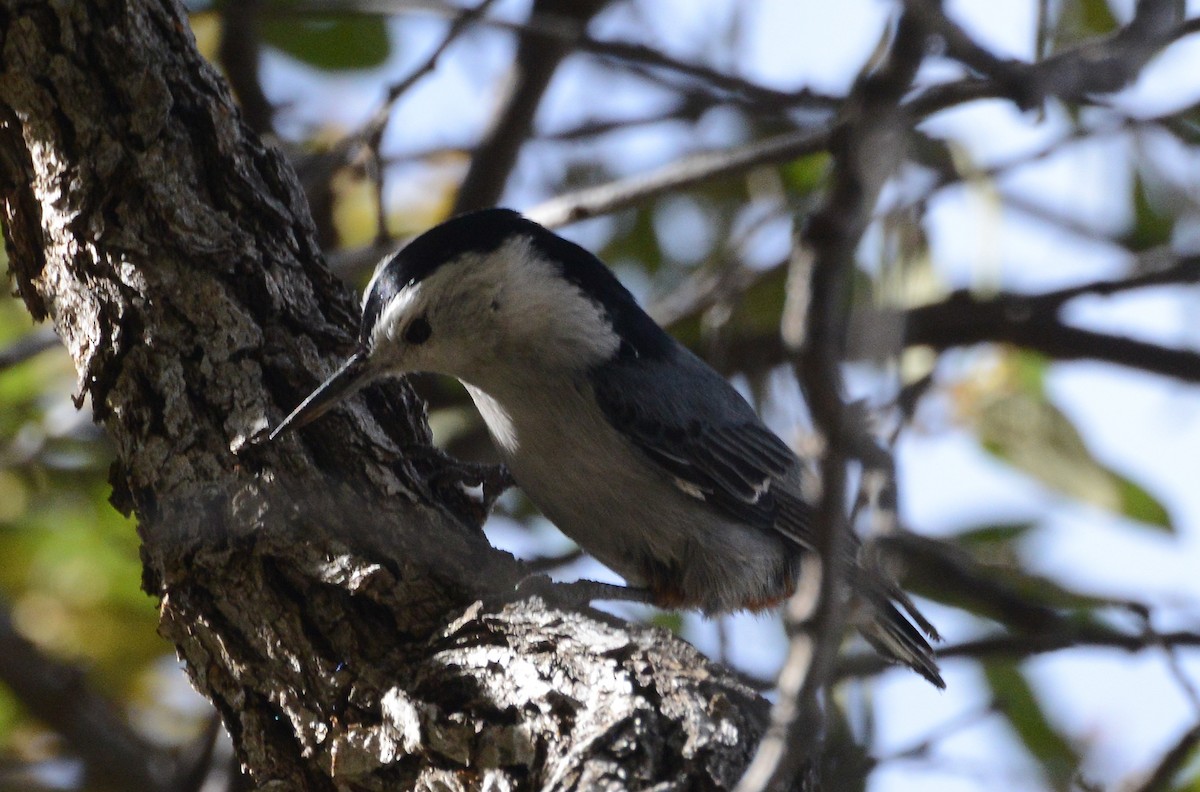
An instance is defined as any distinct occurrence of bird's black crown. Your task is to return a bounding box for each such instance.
[360,208,671,360]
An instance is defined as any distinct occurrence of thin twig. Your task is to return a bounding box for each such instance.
[906,0,1186,118]
[737,11,929,792]
[523,547,585,573]
[1128,722,1200,792]
[583,37,839,115]
[365,0,499,239]
[0,327,58,372]
[839,626,1200,681]
[452,0,610,213]
[877,704,997,762]
[908,0,1046,110]
[289,0,1193,236]
[291,0,841,116]
[527,126,830,228]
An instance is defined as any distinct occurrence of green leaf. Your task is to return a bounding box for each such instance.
[1164,109,1200,145]
[1078,0,1119,35]
[985,662,1080,789]
[896,531,1122,629]
[951,522,1034,567]
[779,152,830,195]
[1167,734,1200,792]
[953,522,1037,548]
[975,352,1173,532]
[1119,476,1172,530]
[0,683,18,745]
[1122,172,1175,252]
[1051,0,1121,54]
[261,12,390,71]
[600,206,662,275]
[730,265,790,335]
[985,562,1124,613]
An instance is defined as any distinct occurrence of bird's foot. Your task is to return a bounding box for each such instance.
[403,445,514,528]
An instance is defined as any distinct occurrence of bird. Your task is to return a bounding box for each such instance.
[268,207,943,687]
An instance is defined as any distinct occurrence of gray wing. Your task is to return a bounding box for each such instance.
[593,347,943,684]
[591,345,814,548]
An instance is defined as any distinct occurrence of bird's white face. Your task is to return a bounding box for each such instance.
[364,235,621,394]
[268,213,631,443]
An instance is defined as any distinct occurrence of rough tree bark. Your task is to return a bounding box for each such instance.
[0,2,772,789]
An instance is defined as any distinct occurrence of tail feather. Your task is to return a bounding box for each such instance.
[853,575,944,689]
[772,490,942,686]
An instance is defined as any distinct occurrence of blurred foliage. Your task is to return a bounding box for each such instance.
[985,662,1080,789]
[0,265,168,761]
[330,167,382,249]
[1123,170,1177,252]
[955,348,1172,531]
[900,522,1128,623]
[199,1,393,71]
[1169,740,1200,792]
[260,10,391,72]
[1054,0,1120,48]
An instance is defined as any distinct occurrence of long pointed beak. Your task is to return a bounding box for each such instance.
[268,351,372,442]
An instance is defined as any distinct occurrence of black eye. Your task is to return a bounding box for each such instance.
[404,315,432,345]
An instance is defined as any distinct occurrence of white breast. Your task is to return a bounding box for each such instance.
[461,377,796,612]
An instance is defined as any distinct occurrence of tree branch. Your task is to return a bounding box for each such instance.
[907,0,1187,117]
[0,326,58,372]
[217,0,273,137]
[0,1,771,788]
[739,11,929,792]
[906,286,1200,385]
[451,0,609,213]
[0,594,175,791]
[527,125,830,228]
[838,627,1200,681]
[534,1,1190,228]
[1128,722,1200,792]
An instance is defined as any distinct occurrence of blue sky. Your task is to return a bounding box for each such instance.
[255,2,1200,788]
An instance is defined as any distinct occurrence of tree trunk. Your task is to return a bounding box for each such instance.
[0,1,771,789]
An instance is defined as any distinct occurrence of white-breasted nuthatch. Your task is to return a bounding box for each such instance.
[270,208,943,687]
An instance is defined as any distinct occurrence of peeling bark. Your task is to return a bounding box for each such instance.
[0,1,771,789]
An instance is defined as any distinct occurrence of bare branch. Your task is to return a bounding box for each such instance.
[522,547,585,573]
[581,37,840,116]
[908,0,1187,117]
[1128,722,1200,792]
[739,11,930,792]
[218,0,273,136]
[0,326,58,372]
[0,594,176,791]
[294,0,841,116]
[451,0,609,213]
[367,0,499,237]
[527,126,830,228]
[905,282,1200,385]
[300,0,1190,239]
[839,627,1200,681]
[904,0,1042,109]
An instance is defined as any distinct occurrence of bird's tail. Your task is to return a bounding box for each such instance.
[773,492,943,686]
[851,572,945,688]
